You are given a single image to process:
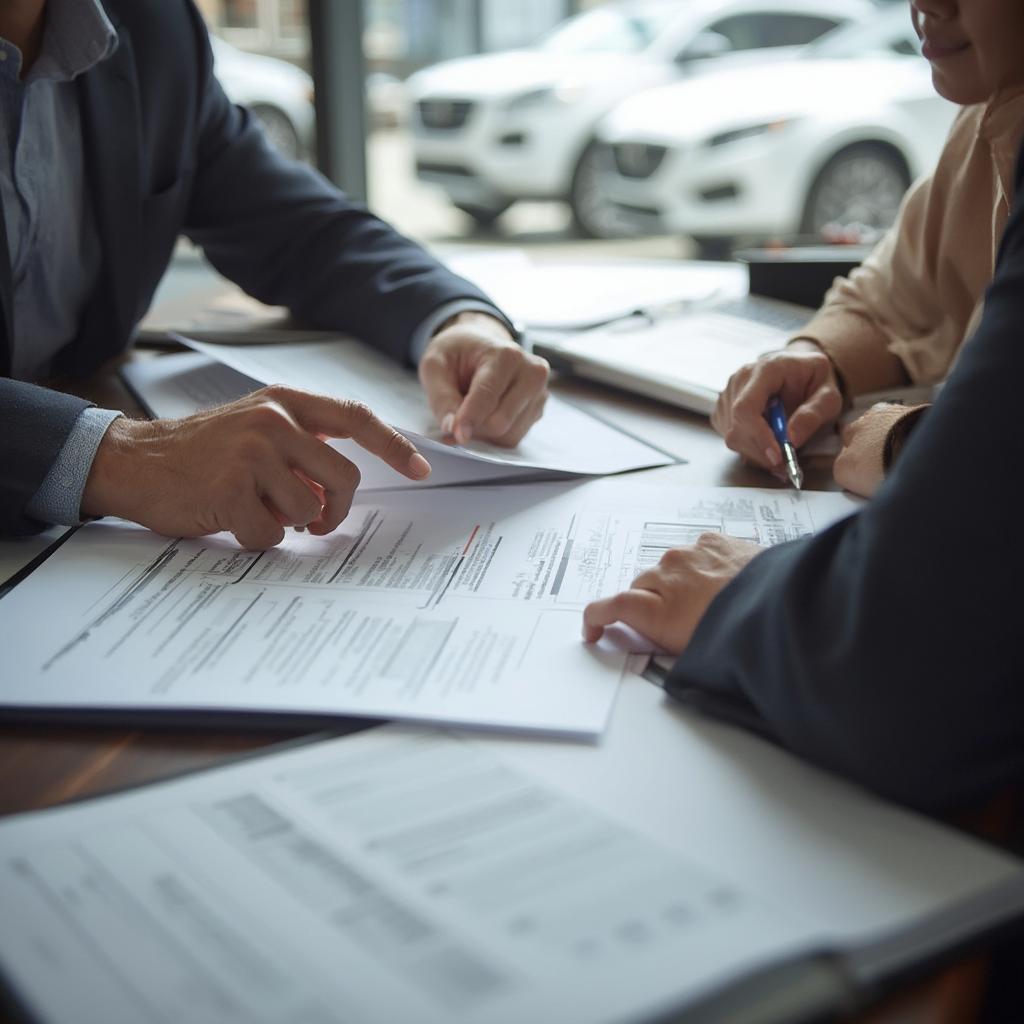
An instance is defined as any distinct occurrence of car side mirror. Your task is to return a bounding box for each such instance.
[676,30,732,63]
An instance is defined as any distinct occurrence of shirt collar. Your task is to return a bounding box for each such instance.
[0,0,117,85]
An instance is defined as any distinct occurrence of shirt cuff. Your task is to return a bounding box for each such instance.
[26,408,123,526]
[408,300,515,364]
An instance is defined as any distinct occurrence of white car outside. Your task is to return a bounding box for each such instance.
[406,0,876,236]
[211,37,315,160]
[593,10,957,252]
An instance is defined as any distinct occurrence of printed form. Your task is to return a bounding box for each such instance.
[0,481,859,734]
[0,727,823,1024]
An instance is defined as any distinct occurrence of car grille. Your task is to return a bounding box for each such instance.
[612,142,668,179]
[417,99,475,130]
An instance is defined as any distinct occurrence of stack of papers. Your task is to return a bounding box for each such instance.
[2,683,1022,1024]
[123,335,676,490]
[0,480,858,736]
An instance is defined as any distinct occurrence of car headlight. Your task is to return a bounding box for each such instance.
[503,83,585,111]
[704,119,793,148]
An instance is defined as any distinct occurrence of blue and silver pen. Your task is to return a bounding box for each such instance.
[765,395,803,491]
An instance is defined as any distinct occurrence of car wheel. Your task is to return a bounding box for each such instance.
[454,201,513,230]
[569,142,633,239]
[250,104,301,160]
[801,143,910,240]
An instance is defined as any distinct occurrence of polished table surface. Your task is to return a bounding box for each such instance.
[0,351,996,1023]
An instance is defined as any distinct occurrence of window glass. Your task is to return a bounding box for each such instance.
[706,13,841,52]
[808,15,922,58]
[162,0,316,304]
[160,0,951,315]
[539,5,678,55]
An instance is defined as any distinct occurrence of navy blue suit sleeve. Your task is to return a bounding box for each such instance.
[0,380,91,535]
[178,5,496,366]
[666,147,1024,813]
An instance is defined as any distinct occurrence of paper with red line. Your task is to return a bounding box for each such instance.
[0,479,857,736]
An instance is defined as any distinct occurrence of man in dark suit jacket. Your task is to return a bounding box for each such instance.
[0,0,549,548]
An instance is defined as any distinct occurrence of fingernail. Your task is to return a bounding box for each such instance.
[408,452,431,478]
[441,413,455,436]
[765,446,781,467]
[456,421,473,445]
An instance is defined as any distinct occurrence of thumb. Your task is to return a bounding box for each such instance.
[418,352,468,436]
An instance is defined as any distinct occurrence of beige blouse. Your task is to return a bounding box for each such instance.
[794,86,1024,398]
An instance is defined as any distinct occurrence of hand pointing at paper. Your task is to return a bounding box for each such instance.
[81,387,431,551]
[418,311,550,447]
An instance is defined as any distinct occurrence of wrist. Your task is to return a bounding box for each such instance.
[80,416,152,520]
[433,310,517,346]
[788,336,849,407]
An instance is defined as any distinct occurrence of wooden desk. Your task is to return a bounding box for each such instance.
[0,355,990,1024]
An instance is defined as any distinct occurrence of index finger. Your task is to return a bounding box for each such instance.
[273,390,431,481]
[728,376,782,467]
[582,589,663,643]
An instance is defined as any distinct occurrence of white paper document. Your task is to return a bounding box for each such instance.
[0,728,819,1024]
[177,335,673,480]
[0,480,859,735]
[535,308,796,417]
[443,249,747,330]
[2,707,1022,1024]
[121,353,567,491]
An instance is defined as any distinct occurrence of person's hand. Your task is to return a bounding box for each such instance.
[418,311,549,446]
[582,533,762,655]
[81,386,431,549]
[833,402,908,498]
[711,341,843,473]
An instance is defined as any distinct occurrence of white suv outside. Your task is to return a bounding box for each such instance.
[406,0,875,236]
[593,10,956,254]
[212,37,315,160]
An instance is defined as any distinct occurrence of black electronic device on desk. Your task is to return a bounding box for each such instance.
[736,243,872,308]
